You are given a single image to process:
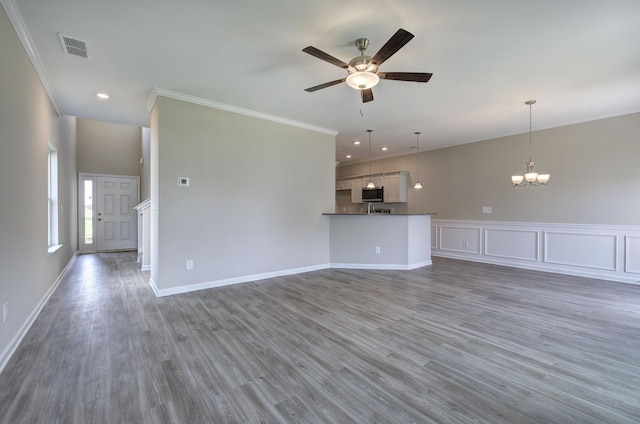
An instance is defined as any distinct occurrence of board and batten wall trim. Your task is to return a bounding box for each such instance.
[432,219,640,284]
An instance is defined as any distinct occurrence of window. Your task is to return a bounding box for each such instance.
[48,142,59,251]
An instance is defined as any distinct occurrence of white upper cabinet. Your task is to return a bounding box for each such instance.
[337,171,408,203]
[383,172,408,203]
[350,178,363,203]
[336,180,352,190]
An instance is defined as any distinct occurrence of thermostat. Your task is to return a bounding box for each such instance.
[177,177,190,187]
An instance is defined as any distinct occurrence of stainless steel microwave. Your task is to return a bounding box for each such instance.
[362,187,383,202]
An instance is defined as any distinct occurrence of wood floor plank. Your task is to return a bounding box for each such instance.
[1,252,640,423]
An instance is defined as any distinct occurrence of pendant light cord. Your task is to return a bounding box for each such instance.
[526,100,536,161]
[415,131,421,181]
[367,129,373,182]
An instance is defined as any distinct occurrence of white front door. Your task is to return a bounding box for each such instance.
[95,176,138,251]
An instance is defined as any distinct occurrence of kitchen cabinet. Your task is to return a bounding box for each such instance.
[338,171,409,203]
[350,178,363,203]
[336,180,352,190]
[368,175,384,188]
[383,171,408,203]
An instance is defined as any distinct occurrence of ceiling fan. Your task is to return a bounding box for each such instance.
[302,28,433,103]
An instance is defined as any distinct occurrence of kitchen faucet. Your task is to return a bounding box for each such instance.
[367,203,376,214]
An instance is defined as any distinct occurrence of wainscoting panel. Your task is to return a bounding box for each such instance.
[431,225,438,250]
[544,232,617,271]
[439,225,482,255]
[485,228,539,261]
[626,236,640,274]
[432,220,640,285]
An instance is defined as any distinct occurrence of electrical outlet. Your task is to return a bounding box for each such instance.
[375,246,381,254]
[186,260,193,270]
[482,206,492,213]
[462,240,469,248]
[3,303,7,322]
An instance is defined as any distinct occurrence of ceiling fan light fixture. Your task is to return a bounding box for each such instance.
[346,71,380,90]
[302,29,432,103]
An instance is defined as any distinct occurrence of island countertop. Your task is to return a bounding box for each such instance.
[324,213,433,270]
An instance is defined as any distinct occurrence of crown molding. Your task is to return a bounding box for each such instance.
[1,0,61,117]
[147,87,338,136]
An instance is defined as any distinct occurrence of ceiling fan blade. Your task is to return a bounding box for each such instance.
[302,46,349,69]
[304,78,346,92]
[361,88,374,103]
[370,29,414,67]
[379,72,433,82]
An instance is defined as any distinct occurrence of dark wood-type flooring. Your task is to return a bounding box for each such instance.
[1,252,640,423]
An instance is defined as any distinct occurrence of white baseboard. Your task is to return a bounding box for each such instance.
[154,263,332,297]
[330,260,433,271]
[0,252,78,374]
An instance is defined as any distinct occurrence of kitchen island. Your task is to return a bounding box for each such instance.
[323,213,435,270]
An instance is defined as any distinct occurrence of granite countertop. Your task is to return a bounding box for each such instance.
[322,212,437,216]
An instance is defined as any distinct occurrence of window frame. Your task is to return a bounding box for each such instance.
[48,142,60,252]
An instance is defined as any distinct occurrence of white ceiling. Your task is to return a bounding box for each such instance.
[7,0,640,163]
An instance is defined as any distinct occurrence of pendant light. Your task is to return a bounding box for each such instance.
[366,129,375,189]
[511,100,551,186]
[413,131,423,189]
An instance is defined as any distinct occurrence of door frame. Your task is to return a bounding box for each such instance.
[78,173,140,253]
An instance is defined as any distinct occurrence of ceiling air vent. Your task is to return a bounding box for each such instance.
[58,33,88,58]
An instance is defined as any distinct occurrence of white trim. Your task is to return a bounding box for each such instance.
[331,260,433,271]
[153,263,331,297]
[625,236,640,274]
[148,278,160,297]
[147,87,339,136]
[433,250,640,284]
[134,198,151,211]
[484,228,539,262]
[78,173,140,253]
[1,0,61,117]
[151,259,434,298]
[432,219,640,285]
[47,244,63,254]
[0,252,77,374]
[438,225,482,255]
[543,232,617,271]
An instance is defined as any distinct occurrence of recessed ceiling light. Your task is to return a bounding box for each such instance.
[381,147,388,151]
[346,154,352,158]
[96,92,110,99]
[353,141,361,145]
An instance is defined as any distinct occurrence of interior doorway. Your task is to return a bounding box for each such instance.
[79,173,139,253]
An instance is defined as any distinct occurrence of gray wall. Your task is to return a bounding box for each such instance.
[0,7,77,365]
[338,112,640,226]
[77,118,142,177]
[151,96,335,291]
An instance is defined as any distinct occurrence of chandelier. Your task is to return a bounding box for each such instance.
[511,100,550,187]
